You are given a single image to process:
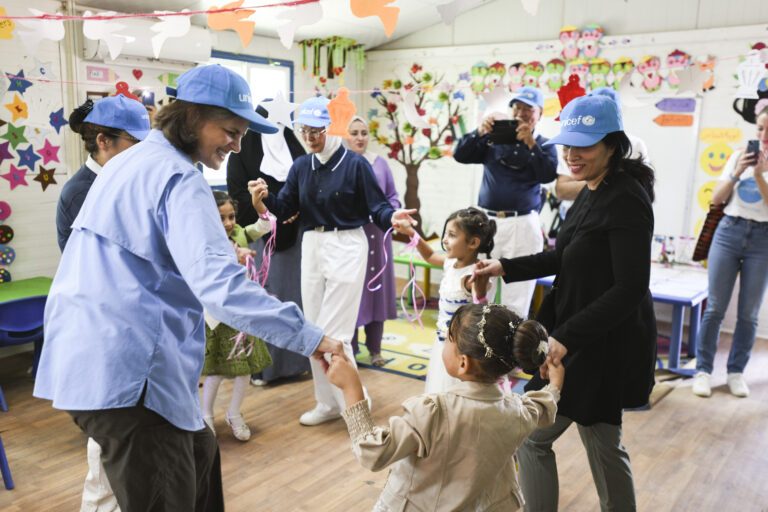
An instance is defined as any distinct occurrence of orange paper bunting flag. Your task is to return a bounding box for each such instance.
[327,88,357,137]
[350,0,399,38]
[653,114,694,127]
[207,0,255,48]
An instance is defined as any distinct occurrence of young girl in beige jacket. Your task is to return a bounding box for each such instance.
[327,303,563,511]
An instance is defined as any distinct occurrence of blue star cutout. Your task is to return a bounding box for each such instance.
[17,145,41,170]
[49,108,68,134]
[7,70,33,95]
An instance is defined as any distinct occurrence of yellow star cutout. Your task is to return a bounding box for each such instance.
[4,94,28,122]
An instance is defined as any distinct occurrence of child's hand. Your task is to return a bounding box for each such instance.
[236,247,256,265]
[471,269,490,299]
[327,354,366,406]
[392,217,416,236]
[545,358,565,390]
[247,179,269,214]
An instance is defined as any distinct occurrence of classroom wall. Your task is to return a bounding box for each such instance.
[366,22,768,336]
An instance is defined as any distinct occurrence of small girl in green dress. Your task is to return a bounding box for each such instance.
[201,190,274,441]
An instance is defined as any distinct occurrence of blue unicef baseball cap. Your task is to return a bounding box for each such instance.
[544,95,624,147]
[166,65,278,134]
[84,94,150,141]
[509,86,544,109]
[589,86,621,105]
[295,96,331,128]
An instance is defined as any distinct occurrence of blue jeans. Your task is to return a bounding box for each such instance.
[696,216,768,374]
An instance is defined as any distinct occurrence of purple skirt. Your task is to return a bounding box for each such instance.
[357,223,398,326]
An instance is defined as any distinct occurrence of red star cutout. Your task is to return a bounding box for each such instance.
[1,165,28,190]
[33,166,57,191]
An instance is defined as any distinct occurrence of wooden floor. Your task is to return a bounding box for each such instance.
[1,335,767,511]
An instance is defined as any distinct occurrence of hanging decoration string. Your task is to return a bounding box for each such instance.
[398,232,426,328]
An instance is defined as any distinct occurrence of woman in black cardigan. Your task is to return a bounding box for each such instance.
[474,95,656,511]
[226,103,310,383]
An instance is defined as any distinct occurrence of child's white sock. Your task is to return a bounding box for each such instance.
[202,375,224,418]
[227,375,250,418]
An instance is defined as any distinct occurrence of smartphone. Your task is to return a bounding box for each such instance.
[746,139,760,157]
[489,119,519,145]
[141,90,155,107]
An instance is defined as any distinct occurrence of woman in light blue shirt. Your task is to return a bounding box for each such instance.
[34,65,342,511]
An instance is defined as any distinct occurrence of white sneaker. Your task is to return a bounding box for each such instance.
[692,372,712,397]
[226,413,252,441]
[299,405,341,426]
[250,377,268,387]
[203,415,216,436]
[727,373,749,398]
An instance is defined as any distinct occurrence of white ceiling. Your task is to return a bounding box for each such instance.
[76,0,491,49]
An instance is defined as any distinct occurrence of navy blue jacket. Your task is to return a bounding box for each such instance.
[454,131,558,212]
[264,146,395,232]
[56,163,97,251]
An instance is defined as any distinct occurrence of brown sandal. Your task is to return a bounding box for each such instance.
[371,353,386,367]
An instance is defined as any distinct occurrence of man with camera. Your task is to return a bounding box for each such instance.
[454,86,558,317]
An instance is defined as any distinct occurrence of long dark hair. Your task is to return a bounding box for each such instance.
[69,99,133,156]
[602,131,655,202]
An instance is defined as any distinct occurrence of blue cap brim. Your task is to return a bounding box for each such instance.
[544,131,606,147]
[230,106,278,134]
[294,115,329,128]
[127,128,150,141]
[510,98,542,109]
[166,86,177,97]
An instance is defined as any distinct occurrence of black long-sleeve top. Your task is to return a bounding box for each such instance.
[501,170,657,425]
[226,129,305,251]
[264,146,396,233]
[453,131,558,212]
[56,163,97,252]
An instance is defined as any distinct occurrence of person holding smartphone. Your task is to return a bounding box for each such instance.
[454,86,558,318]
[692,103,768,399]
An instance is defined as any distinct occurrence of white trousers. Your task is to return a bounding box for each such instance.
[489,212,543,318]
[301,228,368,414]
[81,438,119,512]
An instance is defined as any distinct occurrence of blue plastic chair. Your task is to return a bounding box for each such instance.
[0,434,13,490]
[0,296,46,379]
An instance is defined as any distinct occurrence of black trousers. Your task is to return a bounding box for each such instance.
[70,403,224,512]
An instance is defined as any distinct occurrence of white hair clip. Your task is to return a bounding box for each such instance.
[537,340,549,356]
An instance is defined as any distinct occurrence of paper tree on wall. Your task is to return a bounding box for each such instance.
[368,64,467,237]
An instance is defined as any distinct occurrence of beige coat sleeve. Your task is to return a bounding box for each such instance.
[341,395,440,472]
[517,384,560,434]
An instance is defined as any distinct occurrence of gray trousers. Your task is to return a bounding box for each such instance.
[518,415,636,512]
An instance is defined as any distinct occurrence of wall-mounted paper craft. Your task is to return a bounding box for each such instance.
[37,139,60,165]
[507,63,525,92]
[675,65,709,96]
[86,65,119,83]
[524,61,544,88]
[587,58,610,90]
[653,113,694,127]
[665,49,691,89]
[559,26,580,61]
[16,8,65,54]
[262,91,297,127]
[699,127,742,144]
[520,0,540,16]
[49,108,68,134]
[151,10,192,59]
[696,55,717,92]
[6,70,32,95]
[16,145,40,170]
[115,82,140,101]
[579,24,603,59]
[637,55,662,93]
[157,72,179,88]
[0,141,12,167]
[735,50,766,100]
[33,166,56,191]
[350,0,399,38]
[699,143,733,176]
[0,7,15,39]
[0,225,13,244]
[207,1,255,48]
[29,58,57,81]
[1,123,27,149]
[0,200,11,221]
[545,59,565,92]
[616,72,648,108]
[611,57,634,90]
[0,165,28,190]
[480,85,511,118]
[0,269,11,283]
[655,98,696,113]
[402,90,430,129]
[276,2,323,50]
[327,87,357,136]
[4,94,28,122]
[83,11,136,60]
[0,245,16,266]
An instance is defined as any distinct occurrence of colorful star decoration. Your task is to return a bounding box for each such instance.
[17,145,40,170]
[49,108,68,134]
[37,139,60,165]
[1,123,27,149]
[33,166,57,191]
[0,141,12,166]
[6,70,33,95]
[1,165,28,190]
[4,94,28,122]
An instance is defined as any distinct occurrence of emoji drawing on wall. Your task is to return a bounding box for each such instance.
[697,180,719,211]
[699,143,733,176]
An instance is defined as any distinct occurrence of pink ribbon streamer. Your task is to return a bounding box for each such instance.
[227,254,258,360]
[255,212,278,287]
[366,227,393,292]
[398,232,426,328]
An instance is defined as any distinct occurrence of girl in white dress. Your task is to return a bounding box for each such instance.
[394,207,497,392]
